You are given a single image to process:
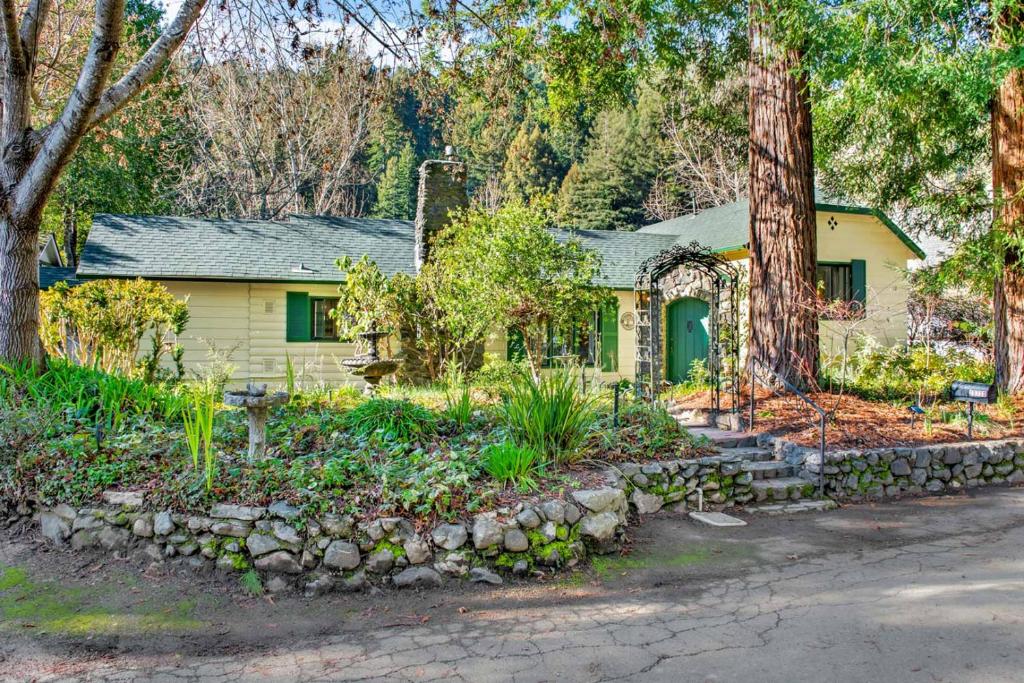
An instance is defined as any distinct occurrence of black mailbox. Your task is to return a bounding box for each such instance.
[950,381,996,404]
[950,381,996,439]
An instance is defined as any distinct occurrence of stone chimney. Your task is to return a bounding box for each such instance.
[414,147,468,272]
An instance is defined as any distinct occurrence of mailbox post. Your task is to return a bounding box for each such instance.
[949,381,997,440]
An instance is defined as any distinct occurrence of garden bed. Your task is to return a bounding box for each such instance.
[673,388,1022,450]
[0,361,705,546]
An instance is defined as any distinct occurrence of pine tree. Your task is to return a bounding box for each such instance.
[372,143,417,220]
[556,104,659,231]
[501,123,562,203]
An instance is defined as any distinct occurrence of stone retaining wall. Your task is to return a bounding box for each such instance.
[799,438,1024,500]
[21,487,632,595]
[12,438,1024,594]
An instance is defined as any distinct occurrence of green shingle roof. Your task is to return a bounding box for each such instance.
[638,198,926,259]
[78,214,416,284]
[77,198,924,292]
[39,266,77,290]
[78,214,680,290]
[637,201,750,252]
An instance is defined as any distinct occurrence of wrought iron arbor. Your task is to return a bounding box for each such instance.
[634,242,740,414]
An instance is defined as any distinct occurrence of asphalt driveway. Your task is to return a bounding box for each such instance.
[3,489,1024,682]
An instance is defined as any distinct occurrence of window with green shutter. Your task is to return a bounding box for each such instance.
[816,261,867,319]
[285,292,311,342]
[506,328,526,361]
[600,299,619,372]
[851,259,867,313]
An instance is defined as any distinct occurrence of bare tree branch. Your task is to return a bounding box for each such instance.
[13,0,124,216]
[18,0,53,66]
[90,0,206,127]
[1,0,25,74]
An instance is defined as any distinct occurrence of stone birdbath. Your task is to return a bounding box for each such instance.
[223,383,290,461]
[341,330,401,395]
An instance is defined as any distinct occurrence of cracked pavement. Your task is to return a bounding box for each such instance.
[5,489,1024,682]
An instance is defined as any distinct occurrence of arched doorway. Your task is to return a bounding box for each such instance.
[666,297,710,383]
[633,241,739,415]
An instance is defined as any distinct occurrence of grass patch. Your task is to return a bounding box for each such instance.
[0,564,206,636]
[591,547,714,578]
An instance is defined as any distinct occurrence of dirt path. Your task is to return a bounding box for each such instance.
[4,490,1024,681]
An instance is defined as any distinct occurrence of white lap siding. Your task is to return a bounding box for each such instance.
[248,283,360,387]
[159,280,251,382]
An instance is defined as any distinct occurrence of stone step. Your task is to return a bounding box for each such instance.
[747,499,837,515]
[718,447,775,462]
[750,477,813,502]
[741,460,796,480]
[685,426,758,449]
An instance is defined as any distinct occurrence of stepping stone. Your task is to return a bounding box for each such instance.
[689,511,747,527]
[748,500,837,516]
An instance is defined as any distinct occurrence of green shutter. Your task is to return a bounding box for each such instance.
[286,292,311,342]
[506,328,526,361]
[851,260,867,312]
[600,299,619,372]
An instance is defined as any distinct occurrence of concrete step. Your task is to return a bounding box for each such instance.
[741,460,796,480]
[750,477,813,502]
[685,426,758,449]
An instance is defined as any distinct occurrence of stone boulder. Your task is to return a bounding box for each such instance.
[572,488,625,514]
[432,523,468,551]
[630,491,663,515]
[393,566,443,589]
[255,550,303,574]
[323,540,361,570]
[579,512,619,542]
[472,513,503,550]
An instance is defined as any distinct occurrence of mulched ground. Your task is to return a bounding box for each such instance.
[673,386,1024,450]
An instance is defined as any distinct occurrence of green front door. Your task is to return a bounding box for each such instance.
[667,297,710,384]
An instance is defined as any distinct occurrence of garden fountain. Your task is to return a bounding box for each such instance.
[341,330,401,395]
[223,383,290,461]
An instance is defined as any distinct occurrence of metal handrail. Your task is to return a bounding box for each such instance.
[748,357,827,498]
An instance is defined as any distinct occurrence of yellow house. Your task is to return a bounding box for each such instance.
[74,163,924,389]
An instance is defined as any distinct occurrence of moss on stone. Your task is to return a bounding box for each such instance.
[221,551,250,570]
[372,540,406,559]
[495,552,532,571]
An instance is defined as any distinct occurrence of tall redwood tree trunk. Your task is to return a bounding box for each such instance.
[747,0,819,389]
[993,5,1024,395]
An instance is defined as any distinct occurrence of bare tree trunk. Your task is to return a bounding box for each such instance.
[747,0,819,390]
[0,214,43,362]
[0,0,206,364]
[993,6,1024,395]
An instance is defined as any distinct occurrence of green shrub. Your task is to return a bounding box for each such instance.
[0,360,181,430]
[499,368,599,464]
[482,442,544,492]
[444,381,475,427]
[823,342,993,402]
[471,355,531,397]
[344,398,438,442]
[39,278,188,381]
[594,398,692,458]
